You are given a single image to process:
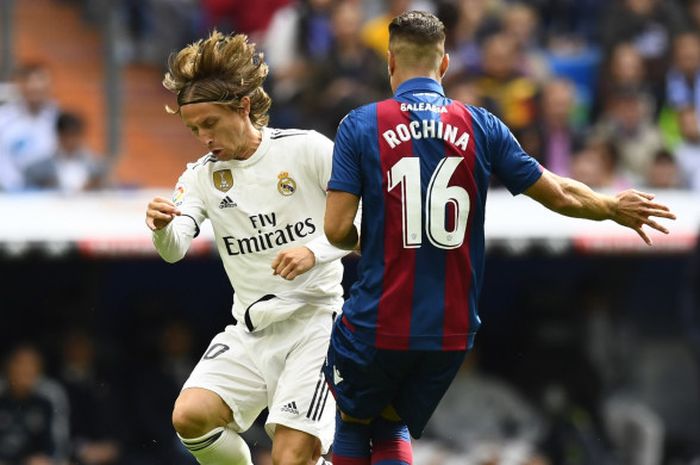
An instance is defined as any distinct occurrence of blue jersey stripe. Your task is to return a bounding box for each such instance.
[402,94,449,349]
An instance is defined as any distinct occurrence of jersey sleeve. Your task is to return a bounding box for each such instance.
[327,111,362,196]
[152,164,208,263]
[485,110,543,195]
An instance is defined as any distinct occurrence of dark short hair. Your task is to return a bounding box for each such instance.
[56,112,85,135]
[389,10,446,46]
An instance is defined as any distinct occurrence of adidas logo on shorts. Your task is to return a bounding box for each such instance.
[281,401,299,415]
[218,196,237,209]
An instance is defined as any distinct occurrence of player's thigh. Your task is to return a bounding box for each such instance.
[266,309,336,453]
[323,317,397,422]
[393,350,467,438]
[271,424,322,465]
[182,326,268,432]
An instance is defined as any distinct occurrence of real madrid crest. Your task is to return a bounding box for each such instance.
[213,169,234,192]
[277,171,297,196]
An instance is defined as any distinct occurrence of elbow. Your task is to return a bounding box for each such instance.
[324,217,353,249]
[324,225,345,249]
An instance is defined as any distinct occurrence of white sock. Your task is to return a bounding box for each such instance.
[179,426,253,465]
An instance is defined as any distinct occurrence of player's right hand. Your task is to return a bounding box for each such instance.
[146,196,181,231]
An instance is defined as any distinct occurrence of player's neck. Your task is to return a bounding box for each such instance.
[390,70,442,93]
[235,127,262,161]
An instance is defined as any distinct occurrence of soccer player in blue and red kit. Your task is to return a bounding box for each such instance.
[322,10,676,465]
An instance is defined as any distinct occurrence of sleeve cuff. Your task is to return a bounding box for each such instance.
[327,180,361,196]
[306,239,349,265]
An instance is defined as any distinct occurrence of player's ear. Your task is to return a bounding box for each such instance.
[439,53,449,79]
[387,50,396,77]
[238,96,251,117]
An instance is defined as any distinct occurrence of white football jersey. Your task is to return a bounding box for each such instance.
[153,127,346,328]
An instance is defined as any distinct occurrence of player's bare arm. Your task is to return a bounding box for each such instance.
[271,246,316,281]
[524,169,677,245]
[145,196,181,231]
[324,190,360,250]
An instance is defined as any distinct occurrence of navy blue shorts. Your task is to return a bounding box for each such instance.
[323,316,467,439]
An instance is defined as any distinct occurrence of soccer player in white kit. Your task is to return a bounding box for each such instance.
[145,31,346,465]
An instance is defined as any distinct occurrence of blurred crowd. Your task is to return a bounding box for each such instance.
[2,246,700,465]
[79,0,700,191]
[2,0,700,191]
[0,63,108,193]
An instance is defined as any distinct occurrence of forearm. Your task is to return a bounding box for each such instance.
[527,171,617,221]
[152,216,197,263]
[554,176,617,221]
[328,224,360,250]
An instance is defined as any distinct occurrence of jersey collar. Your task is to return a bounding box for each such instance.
[394,77,445,98]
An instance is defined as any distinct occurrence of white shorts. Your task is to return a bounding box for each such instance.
[182,304,336,453]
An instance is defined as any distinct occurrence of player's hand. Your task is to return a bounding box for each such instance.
[610,189,676,245]
[272,246,316,280]
[146,196,181,231]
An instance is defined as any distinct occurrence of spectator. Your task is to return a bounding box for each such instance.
[601,0,686,103]
[0,345,68,465]
[595,42,650,120]
[666,31,700,125]
[437,0,500,76]
[473,32,539,132]
[144,0,202,67]
[25,112,107,193]
[0,63,59,191]
[58,330,123,465]
[577,281,666,465]
[303,1,386,136]
[673,107,700,191]
[521,77,584,176]
[129,320,197,465]
[645,149,683,188]
[593,85,666,182]
[530,0,603,45]
[570,137,632,190]
[264,0,337,127]
[201,0,289,41]
[361,0,412,60]
[499,2,550,83]
[416,352,547,465]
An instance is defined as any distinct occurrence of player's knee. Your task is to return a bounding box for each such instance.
[172,389,231,438]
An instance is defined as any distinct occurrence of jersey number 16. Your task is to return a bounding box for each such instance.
[388,156,470,250]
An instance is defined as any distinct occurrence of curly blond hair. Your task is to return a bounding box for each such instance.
[163,30,272,128]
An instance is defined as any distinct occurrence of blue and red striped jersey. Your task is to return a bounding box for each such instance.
[328,77,542,351]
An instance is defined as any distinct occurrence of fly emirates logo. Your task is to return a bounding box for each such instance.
[222,212,317,256]
[382,119,470,151]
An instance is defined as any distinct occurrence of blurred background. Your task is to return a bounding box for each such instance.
[0,0,700,464]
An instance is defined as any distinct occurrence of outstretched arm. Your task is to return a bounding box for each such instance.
[524,169,676,245]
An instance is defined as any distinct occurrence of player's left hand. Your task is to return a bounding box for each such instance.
[611,189,677,245]
[272,246,316,280]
